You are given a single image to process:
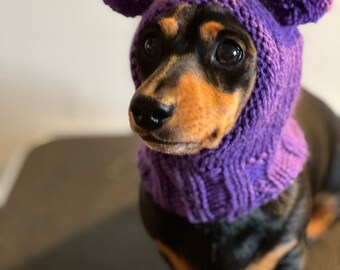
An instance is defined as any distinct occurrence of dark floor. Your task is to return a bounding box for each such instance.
[0,136,339,270]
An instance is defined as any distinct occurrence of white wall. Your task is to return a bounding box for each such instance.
[0,0,339,170]
[0,1,141,169]
[301,1,340,106]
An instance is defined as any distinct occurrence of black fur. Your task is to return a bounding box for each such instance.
[135,4,340,270]
[135,5,256,93]
[140,173,311,270]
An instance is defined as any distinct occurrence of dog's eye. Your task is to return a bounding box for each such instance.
[144,36,161,57]
[216,40,243,66]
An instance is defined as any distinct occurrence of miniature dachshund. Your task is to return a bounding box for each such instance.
[128,4,340,270]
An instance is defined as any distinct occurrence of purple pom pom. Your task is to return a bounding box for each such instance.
[259,0,333,26]
[104,0,153,17]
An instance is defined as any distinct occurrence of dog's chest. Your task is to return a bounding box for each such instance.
[139,185,300,270]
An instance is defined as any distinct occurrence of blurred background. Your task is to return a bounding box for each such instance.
[0,1,339,269]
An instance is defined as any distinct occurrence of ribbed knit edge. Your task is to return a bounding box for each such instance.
[138,119,308,223]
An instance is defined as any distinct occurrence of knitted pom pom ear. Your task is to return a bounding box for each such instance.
[103,0,153,17]
[259,0,333,26]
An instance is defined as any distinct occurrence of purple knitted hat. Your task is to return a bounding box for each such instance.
[104,0,332,223]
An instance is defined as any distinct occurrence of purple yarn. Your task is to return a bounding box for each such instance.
[104,0,332,223]
[258,0,333,26]
[139,120,308,222]
[104,0,333,24]
[103,0,153,17]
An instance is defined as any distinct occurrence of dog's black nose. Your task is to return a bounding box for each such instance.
[130,94,174,130]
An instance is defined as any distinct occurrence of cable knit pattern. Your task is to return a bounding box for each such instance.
[104,0,332,223]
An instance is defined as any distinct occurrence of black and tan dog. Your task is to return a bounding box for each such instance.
[128,4,340,270]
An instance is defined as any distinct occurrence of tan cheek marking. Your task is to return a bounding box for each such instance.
[245,240,297,270]
[173,72,241,145]
[155,240,193,270]
[159,17,179,39]
[200,21,225,43]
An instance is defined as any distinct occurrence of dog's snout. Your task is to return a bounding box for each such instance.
[130,94,174,130]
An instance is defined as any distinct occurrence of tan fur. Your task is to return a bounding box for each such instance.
[156,240,193,270]
[200,21,225,42]
[135,55,179,97]
[131,5,257,155]
[306,192,339,240]
[130,53,255,154]
[171,71,241,149]
[158,3,191,39]
[159,17,179,38]
[245,240,297,270]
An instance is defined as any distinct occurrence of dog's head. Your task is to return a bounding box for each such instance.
[129,4,257,155]
[104,0,333,156]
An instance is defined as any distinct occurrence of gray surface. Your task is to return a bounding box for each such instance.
[0,136,338,270]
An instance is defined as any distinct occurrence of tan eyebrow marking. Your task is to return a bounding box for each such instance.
[159,17,179,39]
[200,21,225,42]
[158,3,190,39]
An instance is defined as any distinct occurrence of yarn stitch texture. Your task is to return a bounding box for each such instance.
[104,0,332,223]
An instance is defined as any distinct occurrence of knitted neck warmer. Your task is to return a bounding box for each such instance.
[104,0,332,223]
